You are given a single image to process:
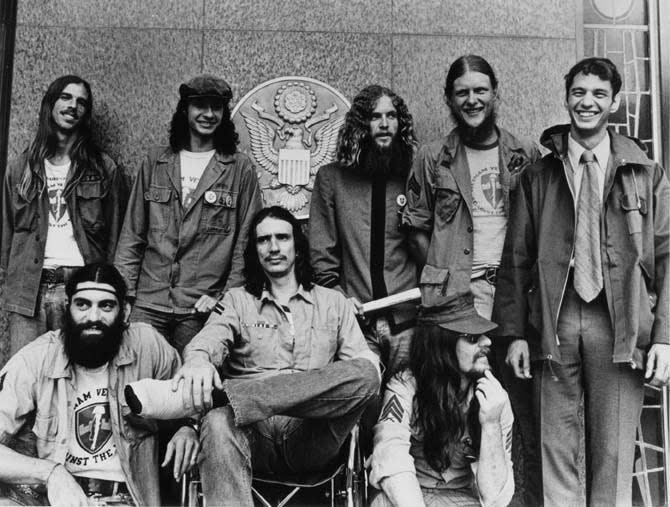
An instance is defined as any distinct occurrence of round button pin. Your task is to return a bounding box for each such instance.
[396,194,407,207]
[205,191,217,204]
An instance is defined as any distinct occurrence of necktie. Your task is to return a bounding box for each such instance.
[573,150,603,301]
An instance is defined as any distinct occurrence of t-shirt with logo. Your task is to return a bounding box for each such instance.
[465,142,506,278]
[43,159,85,269]
[179,149,215,208]
[65,363,125,482]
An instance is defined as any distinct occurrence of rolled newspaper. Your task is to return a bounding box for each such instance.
[361,288,421,315]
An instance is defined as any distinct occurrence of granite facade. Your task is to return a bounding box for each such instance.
[1,0,577,366]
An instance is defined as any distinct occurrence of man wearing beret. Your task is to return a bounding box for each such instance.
[115,75,263,353]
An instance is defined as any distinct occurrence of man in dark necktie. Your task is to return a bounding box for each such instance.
[494,57,670,506]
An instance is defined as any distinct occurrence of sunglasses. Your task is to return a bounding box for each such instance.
[458,333,483,344]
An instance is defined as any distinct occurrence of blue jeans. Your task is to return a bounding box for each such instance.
[8,282,67,359]
[129,306,206,354]
[198,358,379,506]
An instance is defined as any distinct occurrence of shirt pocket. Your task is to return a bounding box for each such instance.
[33,413,58,449]
[201,190,237,235]
[143,184,173,232]
[11,188,38,232]
[434,172,462,224]
[239,323,278,368]
[75,180,105,231]
[419,264,450,308]
[309,325,337,365]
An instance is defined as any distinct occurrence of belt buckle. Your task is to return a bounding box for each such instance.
[484,266,498,286]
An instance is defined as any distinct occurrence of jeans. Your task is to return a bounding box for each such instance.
[198,358,379,506]
[8,282,67,359]
[129,305,206,354]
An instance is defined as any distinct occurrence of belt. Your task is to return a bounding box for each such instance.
[40,266,79,284]
[74,477,134,506]
[476,266,499,286]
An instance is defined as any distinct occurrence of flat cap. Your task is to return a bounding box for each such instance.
[179,74,232,101]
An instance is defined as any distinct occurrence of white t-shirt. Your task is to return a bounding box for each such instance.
[466,143,507,277]
[43,159,85,269]
[180,149,215,208]
[65,363,125,482]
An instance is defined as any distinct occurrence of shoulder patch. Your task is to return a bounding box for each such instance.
[379,394,404,423]
[212,301,226,315]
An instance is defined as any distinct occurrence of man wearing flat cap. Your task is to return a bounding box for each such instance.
[369,295,514,507]
[115,75,263,353]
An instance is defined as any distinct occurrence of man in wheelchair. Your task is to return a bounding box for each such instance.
[368,296,514,507]
[127,206,380,506]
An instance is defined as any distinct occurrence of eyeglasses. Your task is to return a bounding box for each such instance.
[458,333,483,344]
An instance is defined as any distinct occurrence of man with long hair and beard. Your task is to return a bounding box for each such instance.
[124,206,380,507]
[403,55,541,505]
[115,75,262,354]
[369,296,514,507]
[309,84,418,380]
[1,75,125,361]
[0,264,198,506]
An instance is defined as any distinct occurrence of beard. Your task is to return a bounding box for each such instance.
[451,105,498,146]
[62,310,125,368]
[356,136,412,180]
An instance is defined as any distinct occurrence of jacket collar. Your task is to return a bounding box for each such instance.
[540,124,654,171]
[444,126,527,157]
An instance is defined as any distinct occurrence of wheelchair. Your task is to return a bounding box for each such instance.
[181,424,367,507]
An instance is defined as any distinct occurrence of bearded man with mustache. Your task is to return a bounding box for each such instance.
[309,84,419,382]
[369,296,514,507]
[0,264,198,506]
[402,55,541,506]
[1,75,125,362]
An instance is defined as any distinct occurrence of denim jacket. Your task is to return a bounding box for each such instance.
[0,323,181,506]
[1,152,126,316]
[114,147,263,313]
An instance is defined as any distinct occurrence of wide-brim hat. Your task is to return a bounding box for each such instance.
[417,295,498,336]
[179,74,232,101]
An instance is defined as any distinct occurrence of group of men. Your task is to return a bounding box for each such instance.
[0,52,667,507]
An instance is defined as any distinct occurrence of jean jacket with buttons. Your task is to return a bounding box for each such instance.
[114,146,263,313]
[0,323,181,506]
[402,128,539,310]
[1,152,126,316]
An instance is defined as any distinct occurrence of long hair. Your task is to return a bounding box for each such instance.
[336,85,417,168]
[409,325,481,472]
[444,55,499,101]
[243,206,314,297]
[19,75,103,201]
[169,97,238,154]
